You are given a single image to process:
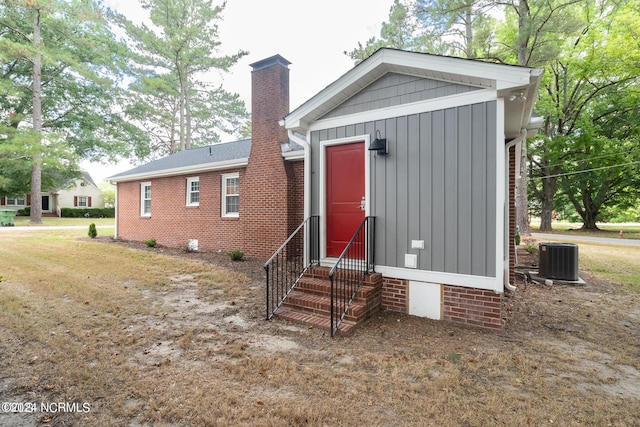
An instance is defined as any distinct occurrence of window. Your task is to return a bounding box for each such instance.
[6,196,26,206]
[186,177,199,206]
[77,196,88,207]
[221,173,239,217]
[141,182,151,216]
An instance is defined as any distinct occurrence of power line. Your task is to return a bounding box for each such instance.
[537,147,640,170]
[530,161,640,180]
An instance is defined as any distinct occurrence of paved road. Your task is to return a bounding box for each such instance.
[532,233,640,246]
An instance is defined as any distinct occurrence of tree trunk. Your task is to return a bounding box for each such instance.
[580,211,600,230]
[30,7,43,225]
[514,0,531,234]
[179,68,186,151]
[465,7,473,58]
[185,88,191,149]
[539,175,557,232]
[516,141,530,235]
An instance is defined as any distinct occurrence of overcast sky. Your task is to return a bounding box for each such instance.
[87,0,395,182]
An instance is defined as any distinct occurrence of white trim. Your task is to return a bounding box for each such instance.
[318,135,370,259]
[285,48,540,131]
[140,182,151,217]
[283,151,304,161]
[109,158,248,183]
[221,172,240,218]
[308,90,497,132]
[495,98,506,294]
[114,184,118,238]
[376,265,501,293]
[185,176,200,207]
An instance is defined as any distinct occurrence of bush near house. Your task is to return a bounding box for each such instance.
[15,207,115,218]
[60,208,114,218]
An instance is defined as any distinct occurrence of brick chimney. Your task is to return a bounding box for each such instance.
[241,55,293,259]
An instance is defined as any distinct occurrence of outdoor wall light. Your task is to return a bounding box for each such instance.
[369,130,388,156]
[509,91,527,102]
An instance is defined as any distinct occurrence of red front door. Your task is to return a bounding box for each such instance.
[326,142,365,257]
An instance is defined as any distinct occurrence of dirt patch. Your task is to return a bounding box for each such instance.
[0,236,638,426]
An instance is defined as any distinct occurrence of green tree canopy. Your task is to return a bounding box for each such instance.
[0,0,147,210]
[118,0,249,159]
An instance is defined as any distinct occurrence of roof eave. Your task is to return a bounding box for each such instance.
[108,158,249,184]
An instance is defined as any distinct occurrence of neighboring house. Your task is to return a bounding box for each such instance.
[111,49,543,330]
[0,171,105,214]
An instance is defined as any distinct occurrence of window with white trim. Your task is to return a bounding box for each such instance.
[221,173,239,217]
[6,196,26,206]
[77,196,88,207]
[141,182,151,216]
[186,177,199,206]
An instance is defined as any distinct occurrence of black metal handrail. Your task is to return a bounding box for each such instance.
[328,216,375,336]
[265,216,320,320]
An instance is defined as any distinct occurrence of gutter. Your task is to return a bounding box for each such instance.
[504,129,527,292]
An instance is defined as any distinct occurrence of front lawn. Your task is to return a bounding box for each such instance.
[0,229,638,425]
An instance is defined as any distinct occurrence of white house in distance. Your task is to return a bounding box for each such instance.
[0,171,104,215]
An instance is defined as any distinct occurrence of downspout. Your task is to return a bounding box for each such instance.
[504,129,527,292]
[286,129,310,221]
[111,181,118,240]
[286,128,312,265]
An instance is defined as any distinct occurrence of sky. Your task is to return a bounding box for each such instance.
[84,0,395,183]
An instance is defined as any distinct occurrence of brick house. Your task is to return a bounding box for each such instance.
[111,49,542,332]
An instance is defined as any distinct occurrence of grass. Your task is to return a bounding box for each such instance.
[0,229,638,425]
[530,220,640,239]
[527,233,640,293]
[12,216,115,227]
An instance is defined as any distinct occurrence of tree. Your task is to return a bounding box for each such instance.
[0,0,147,223]
[414,0,497,59]
[529,0,639,230]
[495,0,586,234]
[346,0,496,62]
[349,0,640,230]
[119,0,249,159]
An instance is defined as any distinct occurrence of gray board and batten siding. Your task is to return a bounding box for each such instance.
[311,97,497,278]
[320,73,481,120]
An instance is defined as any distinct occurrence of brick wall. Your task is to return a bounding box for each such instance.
[381,277,407,312]
[442,285,502,329]
[116,169,245,251]
[381,277,503,329]
[241,55,295,259]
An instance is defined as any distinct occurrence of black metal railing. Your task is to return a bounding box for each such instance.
[328,216,375,336]
[265,216,320,320]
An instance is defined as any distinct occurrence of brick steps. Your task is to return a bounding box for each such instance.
[274,266,382,335]
[275,308,356,336]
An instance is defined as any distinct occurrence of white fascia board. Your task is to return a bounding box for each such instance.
[109,158,248,183]
[283,151,304,161]
[309,90,498,132]
[375,265,501,293]
[382,49,534,90]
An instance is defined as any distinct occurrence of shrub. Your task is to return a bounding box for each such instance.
[524,245,538,254]
[88,223,97,238]
[144,238,157,248]
[227,250,244,261]
[60,208,115,218]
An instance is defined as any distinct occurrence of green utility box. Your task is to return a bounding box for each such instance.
[0,209,17,226]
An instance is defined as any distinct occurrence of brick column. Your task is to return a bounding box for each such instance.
[241,55,292,259]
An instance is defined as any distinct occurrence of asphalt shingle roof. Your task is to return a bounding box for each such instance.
[108,139,252,181]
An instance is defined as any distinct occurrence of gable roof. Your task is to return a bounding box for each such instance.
[283,48,543,139]
[108,139,252,183]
